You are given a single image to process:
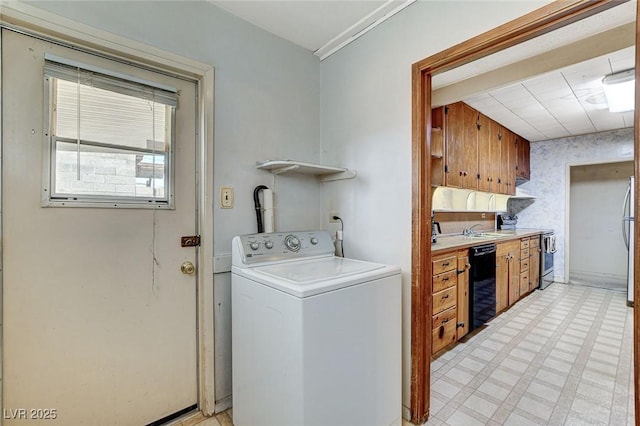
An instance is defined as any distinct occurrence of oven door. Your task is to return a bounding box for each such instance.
[541,233,555,289]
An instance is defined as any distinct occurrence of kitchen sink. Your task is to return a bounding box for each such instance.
[466,232,510,239]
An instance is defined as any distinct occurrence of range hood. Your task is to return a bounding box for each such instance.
[432,186,536,212]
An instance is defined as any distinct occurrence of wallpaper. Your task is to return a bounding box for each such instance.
[509,128,634,283]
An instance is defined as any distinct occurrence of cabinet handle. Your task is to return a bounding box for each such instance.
[442,262,450,267]
[442,318,449,324]
[439,326,445,338]
[442,294,449,299]
[442,277,449,281]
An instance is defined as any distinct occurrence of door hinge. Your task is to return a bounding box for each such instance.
[181,235,201,247]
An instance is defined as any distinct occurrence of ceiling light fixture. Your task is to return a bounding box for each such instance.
[602,69,635,113]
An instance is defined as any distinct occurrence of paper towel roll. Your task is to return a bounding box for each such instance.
[263,189,275,233]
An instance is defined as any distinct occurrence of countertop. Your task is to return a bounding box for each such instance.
[432,228,553,253]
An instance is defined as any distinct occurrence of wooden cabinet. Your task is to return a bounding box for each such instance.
[432,101,528,196]
[516,135,530,182]
[431,249,470,354]
[500,127,517,196]
[477,113,500,193]
[442,102,478,190]
[497,240,520,309]
[529,237,541,291]
[519,238,530,297]
[456,250,470,340]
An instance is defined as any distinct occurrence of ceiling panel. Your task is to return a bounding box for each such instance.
[462,45,635,142]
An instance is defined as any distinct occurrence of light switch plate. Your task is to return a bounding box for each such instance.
[220,186,234,208]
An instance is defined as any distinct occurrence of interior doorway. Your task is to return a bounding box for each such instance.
[569,161,634,292]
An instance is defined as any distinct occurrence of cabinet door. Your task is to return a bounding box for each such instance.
[516,135,530,181]
[498,127,509,195]
[529,239,541,291]
[496,253,509,313]
[444,102,465,189]
[462,104,479,190]
[488,120,501,193]
[456,253,470,340]
[477,113,492,193]
[506,129,517,195]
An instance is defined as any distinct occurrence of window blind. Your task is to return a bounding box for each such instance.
[44,59,177,107]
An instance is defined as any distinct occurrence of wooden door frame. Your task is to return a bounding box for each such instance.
[410,0,635,423]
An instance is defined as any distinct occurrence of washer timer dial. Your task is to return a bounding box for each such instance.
[284,235,301,252]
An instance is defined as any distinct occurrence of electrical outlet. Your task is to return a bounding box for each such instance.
[329,212,340,223]
[220,186,234,209]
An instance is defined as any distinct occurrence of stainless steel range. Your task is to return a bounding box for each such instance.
[540,232,556,290]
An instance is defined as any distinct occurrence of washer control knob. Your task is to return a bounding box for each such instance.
[249,241,260,251]
[310,237,318,245]
[284,235,301,252]
[265,241,274,249]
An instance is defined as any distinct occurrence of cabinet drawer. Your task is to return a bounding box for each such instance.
[433,255,457,275]
[432,286,457,315]
[432,319,457,354]
[520,272,529,291]
[521,248,530,259]
[433,306,457,329]
[433,269,457,293]
[520,239,530,249]
[530,238,540,249]
[520,258,529,272]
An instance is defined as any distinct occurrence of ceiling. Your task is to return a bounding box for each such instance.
[209,0,415,59]
[209,0,637,142]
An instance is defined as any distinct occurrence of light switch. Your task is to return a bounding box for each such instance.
[220,186,234,209]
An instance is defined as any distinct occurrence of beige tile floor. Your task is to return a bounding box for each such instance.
[184,282,634,426]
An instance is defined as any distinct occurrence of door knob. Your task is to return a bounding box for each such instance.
[181,261,196,275]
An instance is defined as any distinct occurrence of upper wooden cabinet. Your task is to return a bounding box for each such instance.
[431,101,529,195]
[442,102,479,191]
[516,135,531,182]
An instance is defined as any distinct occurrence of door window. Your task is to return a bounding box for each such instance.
[43,58,177,207]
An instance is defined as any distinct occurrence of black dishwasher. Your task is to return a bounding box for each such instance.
[469,243,497,331]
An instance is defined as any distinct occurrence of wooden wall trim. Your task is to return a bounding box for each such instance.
[414,0,626,75]
[634,3,640,424]
[410,0,631,423]
[410,65,431,424]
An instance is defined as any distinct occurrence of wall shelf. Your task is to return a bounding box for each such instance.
[256,160,357,182]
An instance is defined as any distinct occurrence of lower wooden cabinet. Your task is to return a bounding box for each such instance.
[431,249,470,354]
[530,237,541,291]
[434,234,540,355]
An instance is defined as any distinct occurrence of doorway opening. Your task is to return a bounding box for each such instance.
[568,160,634,294]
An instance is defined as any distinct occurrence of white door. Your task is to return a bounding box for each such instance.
[2,29,198,424]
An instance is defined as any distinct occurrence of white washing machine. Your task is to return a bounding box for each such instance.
[231,230,401,426]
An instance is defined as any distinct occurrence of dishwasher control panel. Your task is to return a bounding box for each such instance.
[232,230,335,265]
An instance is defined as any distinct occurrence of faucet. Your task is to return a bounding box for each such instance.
[462,223,483,236]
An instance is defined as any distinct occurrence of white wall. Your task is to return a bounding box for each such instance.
[318,0,551,413]
[512,128,634,285]
[569,162,633,286]
[26,0,323,408]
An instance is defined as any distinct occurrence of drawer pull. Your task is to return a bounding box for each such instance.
[442,262,450,267]
[442,318,449,324]
[442,294,449,299]
[442,277,449,281]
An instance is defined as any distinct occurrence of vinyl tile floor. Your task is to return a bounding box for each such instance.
[184,282,633,426]
[427,282,634,426]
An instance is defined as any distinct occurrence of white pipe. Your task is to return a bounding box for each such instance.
[263,189,275,233]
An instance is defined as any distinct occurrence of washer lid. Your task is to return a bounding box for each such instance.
[239,256,399,297]
[257,257,384,283]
